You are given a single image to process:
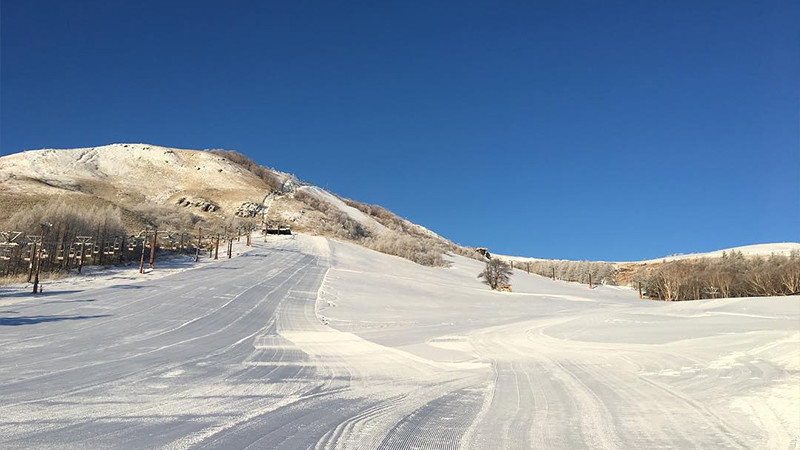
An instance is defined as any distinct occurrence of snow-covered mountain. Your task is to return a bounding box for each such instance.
[0,143,279,216]
[0,143,459,265]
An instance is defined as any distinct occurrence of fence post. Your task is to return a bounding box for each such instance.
[32,223,51,293]
[139,230,147,273]
[148,229,157,269]
[27,241,37,282]
[195,227,201,262]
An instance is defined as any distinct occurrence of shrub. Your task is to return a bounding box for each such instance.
[479,259,513,290]
[206,149,283,190]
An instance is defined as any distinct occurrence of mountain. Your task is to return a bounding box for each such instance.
[0,143,466,266]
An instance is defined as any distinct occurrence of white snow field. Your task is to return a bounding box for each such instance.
[0,235,797,449]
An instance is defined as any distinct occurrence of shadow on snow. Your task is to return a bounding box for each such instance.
[0,314,110,326]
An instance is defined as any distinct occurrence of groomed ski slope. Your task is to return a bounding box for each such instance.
[1,235,797,449]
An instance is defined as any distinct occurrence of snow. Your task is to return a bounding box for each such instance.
[319,239,800,448]
[0,234,797,449]
[635,242,800,263]
[0,240,256,308]
[495,241,800,265]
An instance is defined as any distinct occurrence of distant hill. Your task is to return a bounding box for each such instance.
[497,242,800,266]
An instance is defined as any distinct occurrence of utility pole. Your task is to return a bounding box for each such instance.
[139,230,148,273]
[148,229,157,269]
[33,222,52,293]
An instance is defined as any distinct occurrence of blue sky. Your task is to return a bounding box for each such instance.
[2,1,798,260]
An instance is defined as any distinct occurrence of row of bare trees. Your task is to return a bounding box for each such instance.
[524,259,618,286]
[631,251,800,301]
[1,200,263,283]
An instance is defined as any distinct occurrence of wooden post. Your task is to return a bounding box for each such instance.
[551,267,555,280]
[195,227,201,262]
[139,231,147,273]
[119,235,126,264]
[27,241,37,282]
[214,234,220,260]
[148,229,157,269]
[228,239,233,258]
[638,281,643,299]
[79,241,87,274]
[32,228,47,293]
[588,273,593,289]
[526,262,530,274]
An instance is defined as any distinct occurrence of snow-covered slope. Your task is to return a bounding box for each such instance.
[2,234,796,448]
[496,242,800,266]
[316,238,800,448]
[636,242,800,263]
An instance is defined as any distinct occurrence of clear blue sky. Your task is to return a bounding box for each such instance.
[2,1,798,260]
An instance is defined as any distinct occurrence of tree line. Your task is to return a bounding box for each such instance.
[523,259,618,286]
[631,251,800,301]
[0,199,260,282]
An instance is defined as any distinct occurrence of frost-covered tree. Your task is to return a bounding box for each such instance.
[478,259,513,290]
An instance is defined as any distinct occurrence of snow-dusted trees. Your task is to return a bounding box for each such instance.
[206,149,283,190]
[294,190,370,241]
[6,200,124,245]
[634,251,800,300]
[366,234,446,267]
[479,259,513,290]
[523,259,618,286]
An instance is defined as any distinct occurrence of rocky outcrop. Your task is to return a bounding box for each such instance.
[175,197,218,212]
[235,201,263,217]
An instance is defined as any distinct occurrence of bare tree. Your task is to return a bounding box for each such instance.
[478,259,513,290]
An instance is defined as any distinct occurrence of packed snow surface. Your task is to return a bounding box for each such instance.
[1,235,797,449]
